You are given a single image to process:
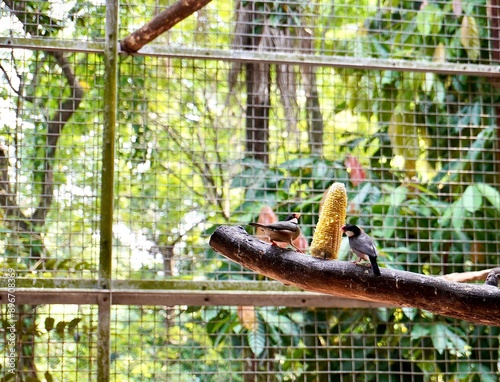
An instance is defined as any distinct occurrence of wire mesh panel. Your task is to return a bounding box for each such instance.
[119,0,499,64]
[0,0,107,41]
[0,47,103,280]
[0,303,97,380]
[109,305,500,381]
[113,59,500,279]
[0,0,500,380]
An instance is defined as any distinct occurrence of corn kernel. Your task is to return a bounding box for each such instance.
[310,182,347,259]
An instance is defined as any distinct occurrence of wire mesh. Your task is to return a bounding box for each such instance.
[0,48,102,280]
[116,0,500,65]
[107,306,500,381]
[0,0,107,41]
[0,303,97,380]
[1,0,500,380]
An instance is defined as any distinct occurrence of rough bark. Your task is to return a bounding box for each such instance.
[121,0,213,53]
[31,51,84,227]
[209,225,500,326]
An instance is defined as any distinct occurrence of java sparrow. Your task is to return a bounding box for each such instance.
[250,213,303,252]
[342,224,381,276]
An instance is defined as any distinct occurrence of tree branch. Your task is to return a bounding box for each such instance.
[0,146,29,232]
[209,225,500,326]
[31,51,84,226]
[121,0,214,53]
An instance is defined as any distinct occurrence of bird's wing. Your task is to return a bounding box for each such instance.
[349,233,378,257]
[250,222,297,232]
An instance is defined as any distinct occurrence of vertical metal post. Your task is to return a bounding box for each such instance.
[98,0,119,380]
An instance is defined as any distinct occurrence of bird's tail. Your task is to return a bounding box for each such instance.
[369,256,381,276]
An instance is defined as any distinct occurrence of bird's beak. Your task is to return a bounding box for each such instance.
[341,225,346,231]
[294,213,301,219]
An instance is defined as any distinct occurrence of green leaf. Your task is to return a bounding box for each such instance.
[416,4,443,36]
[429,324,470,356]
[67,318,82,333]
[429,324,448,354]
[410,324,429,340]
[45,317,55,332]
[401,308,417,320]
[55,321,67,338]
[476,183,500,210]
[452,200,466,231]
[381,186,408,238]
[390,185,408,207]
[247,319,266,357]
[461,185,482,213]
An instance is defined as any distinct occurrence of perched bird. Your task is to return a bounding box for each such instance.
[250,213,303,252]
[342,224,381,276]
[484,271,499,287]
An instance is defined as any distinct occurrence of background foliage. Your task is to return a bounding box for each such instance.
[0,0,499,379]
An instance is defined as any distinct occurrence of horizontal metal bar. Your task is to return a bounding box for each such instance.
[136,45,500,77]
[2,37,500,76]
[0,276,98,289]
[1,278,299,292]
[111,279,298,292]
[0,288,395,308]
[0,278,99,289]
[0,37,104,53]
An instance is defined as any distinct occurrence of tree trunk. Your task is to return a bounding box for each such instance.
[245,63,270,164]
[306,87,324,155]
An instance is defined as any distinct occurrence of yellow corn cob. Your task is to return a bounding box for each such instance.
[310,182,347,259]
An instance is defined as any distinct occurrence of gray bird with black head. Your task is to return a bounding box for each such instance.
[342,224,381,276]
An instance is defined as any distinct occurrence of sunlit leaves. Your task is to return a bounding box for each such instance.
[416,4,443,36]
[388,110,421,176]
[433,43,446,63]
[460,15,480,61]
[461,184,483,213]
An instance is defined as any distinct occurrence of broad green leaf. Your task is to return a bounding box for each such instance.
[390,185,408,207]
[45,317,55,332]
[460,15,480,61]
[348,182,374,212]
[429,324,448,354]
[416,4,443,36]
[247,319,266,357]
[55,321,67,338]
[476,183,500,210]
[67,318,82,332]
[452,200,466,231]
[410,324,429,340]
[461,185,482,213]
[401,307,417,320]
[429,324,470,356]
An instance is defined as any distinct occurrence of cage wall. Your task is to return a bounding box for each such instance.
[1,0,500,380]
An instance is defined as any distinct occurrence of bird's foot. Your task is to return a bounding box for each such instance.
[353,261,371,268]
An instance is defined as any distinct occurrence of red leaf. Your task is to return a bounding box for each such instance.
[344,154,366,187]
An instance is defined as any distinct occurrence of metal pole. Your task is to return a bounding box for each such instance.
[98,0,119,380]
